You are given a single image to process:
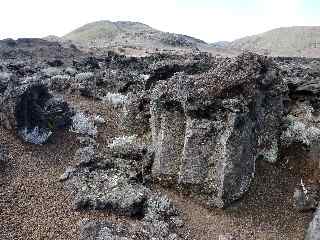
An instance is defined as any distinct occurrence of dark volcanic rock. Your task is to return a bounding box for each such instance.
[108,135,147,160]
[63,143,185,239]
[275,57,320,96]
[306,205,320,240]
[0,81,73,144]
[64,144,150,216]
[0,38,82,62]
[63,133,184,238]
[78,193,183,240]
[293,183,320,211]
[121,92,151,134]
[80,218,184,240]
[0,145,9,165]
[275,57,320,201]
[150,52,287,207]
[70,168,150,217]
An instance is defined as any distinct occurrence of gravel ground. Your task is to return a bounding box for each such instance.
[158,160,313,240]
[0,95,314,240]
[0,96,127,240]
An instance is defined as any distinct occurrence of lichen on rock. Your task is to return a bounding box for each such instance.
[150,52,286,207]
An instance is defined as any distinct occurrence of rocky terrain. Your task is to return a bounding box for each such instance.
[1,38,320,240]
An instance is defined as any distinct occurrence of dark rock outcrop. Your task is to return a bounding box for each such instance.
[62,135,177,218]
[150,52,286,207]
[276,57,320,206]
[62,136,148,216]
[121,92,151,134]
[306,205,320,240]
[0,80,73,144]
[63,135,185,239]
[293,183,320,211]
[80,215,184,240]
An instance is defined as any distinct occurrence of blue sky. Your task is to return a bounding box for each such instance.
[0,0,319,42]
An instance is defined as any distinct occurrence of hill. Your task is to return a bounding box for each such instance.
[63,20,209,51]
[229,26,320,57]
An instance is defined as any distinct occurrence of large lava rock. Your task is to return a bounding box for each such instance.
[0,80,73,144]
[150,52,287,208]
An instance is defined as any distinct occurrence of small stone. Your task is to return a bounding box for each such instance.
[59,166,76,181]
[94,115,105,125]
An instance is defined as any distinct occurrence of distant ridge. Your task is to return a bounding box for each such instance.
[229,26,320,57]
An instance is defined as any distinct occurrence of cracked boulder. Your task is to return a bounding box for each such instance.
[150,52,286,208]
[0,81,73,144]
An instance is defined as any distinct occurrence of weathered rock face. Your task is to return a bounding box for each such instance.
[62,136,149,216]
[305,205,320,240]
[150,52,286,207]
[121,92,151,135]
[276,57,320,202]
[0,81,73,144]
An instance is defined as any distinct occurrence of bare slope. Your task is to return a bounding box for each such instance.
[63,20,208,50]
[229,26,320,57]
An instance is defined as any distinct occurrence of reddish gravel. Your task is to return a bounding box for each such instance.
[157,160,313,240]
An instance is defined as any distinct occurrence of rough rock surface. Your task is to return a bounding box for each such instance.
[2,38,320,239]
[71,112,98,137]
[276,58,320,208]
[121,92,151,134]
[78,192,183,240]
[62,134,185,239]
[293,184,320,211]
[108,135,147,160]
[62,135,147,216]
[62,134,179,220]
[0,144,8,165]
[69,167,150,216]
[306,206,320,240]
[0,81,73,144]
[150,52,286,207]
[80,216,184,240]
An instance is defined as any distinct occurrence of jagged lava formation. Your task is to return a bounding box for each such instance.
[1,38,320,239]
